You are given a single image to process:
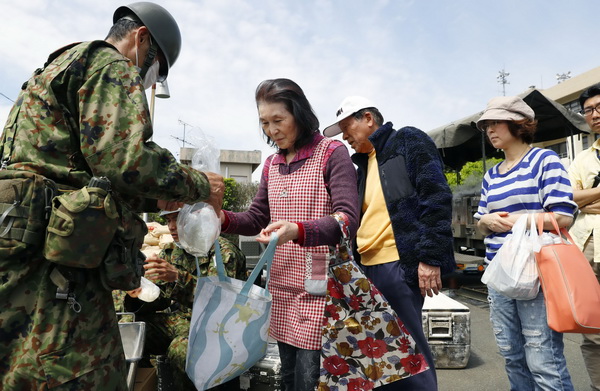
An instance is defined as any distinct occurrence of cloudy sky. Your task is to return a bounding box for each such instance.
[1,0,599,180]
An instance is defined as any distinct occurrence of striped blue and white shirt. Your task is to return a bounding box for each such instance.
[474,147,577,262]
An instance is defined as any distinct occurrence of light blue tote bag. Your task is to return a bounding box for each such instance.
[186,234,278,390]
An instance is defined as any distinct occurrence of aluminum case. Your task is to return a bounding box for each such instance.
[422,291,471,369]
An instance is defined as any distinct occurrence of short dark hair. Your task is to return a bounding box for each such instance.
[579,82,600,109]
[105,15,144,41]
[484,119,537,145]
[353,107,384,128]
[255,78,319,151]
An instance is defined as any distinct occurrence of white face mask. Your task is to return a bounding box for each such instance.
[134,35,160,90]
[142,61,160,90]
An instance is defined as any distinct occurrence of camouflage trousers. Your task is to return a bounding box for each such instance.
[0,256,127,390]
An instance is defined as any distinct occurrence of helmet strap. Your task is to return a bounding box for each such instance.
[139,35,158,79]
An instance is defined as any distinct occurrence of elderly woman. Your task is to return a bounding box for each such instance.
[474,96,577,391]
[219,78,359,391]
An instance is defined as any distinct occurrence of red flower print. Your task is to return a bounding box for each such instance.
[397,336,410,353]
[348,294,364,310]
[323,355,349,376]
[401,353,427,375]
[347,378,375,391]
[357,337,387,359]
[328,279,345,299]
[325,304,340,320]
[399,321,410,335]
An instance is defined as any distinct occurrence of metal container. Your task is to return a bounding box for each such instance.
[239,342,282,391]
[422,292,471,369]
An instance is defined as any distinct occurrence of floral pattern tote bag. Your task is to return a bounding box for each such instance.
[318,213,429,391]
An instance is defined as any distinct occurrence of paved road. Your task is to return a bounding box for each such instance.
[435,288,591,391]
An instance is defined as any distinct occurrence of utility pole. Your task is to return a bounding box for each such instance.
[497,69,510,96]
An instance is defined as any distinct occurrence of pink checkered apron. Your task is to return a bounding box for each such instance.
[267,137,334,350]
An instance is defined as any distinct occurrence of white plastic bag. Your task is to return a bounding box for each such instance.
[177,202,221,257]
[137,277,161,302]
[481,214,541,300]
[178,129,221,257]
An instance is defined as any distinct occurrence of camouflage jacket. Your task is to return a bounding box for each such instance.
[0,41,211,389]
[0,40,209,210]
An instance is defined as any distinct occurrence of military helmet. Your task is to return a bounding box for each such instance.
[113,2,181,78]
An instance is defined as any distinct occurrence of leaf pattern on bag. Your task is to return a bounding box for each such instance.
[319,260,429,390]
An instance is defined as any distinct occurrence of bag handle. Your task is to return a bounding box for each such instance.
[536,212,575,245]
[210,233,279,295]
[330,212,355,266]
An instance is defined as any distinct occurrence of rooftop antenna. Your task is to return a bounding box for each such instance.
[497,69,510,96]
[177,119,195,148]
[556,71,571,84]
[170,135,196,148]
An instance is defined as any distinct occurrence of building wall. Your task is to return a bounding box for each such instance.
[222,162,254,183]
[179,148,261,183]
[539,67,600,166]
[543,66,600,105]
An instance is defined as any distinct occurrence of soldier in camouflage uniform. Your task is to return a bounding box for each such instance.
[122,208,246,390]
[0,3,225,390]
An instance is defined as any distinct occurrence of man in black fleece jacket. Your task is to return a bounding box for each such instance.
[324,96,456,391]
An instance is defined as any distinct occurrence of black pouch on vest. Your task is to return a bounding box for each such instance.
[0,169,56,258]
[99,205,147,291]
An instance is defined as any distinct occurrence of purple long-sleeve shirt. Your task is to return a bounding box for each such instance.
[222,133,359,246]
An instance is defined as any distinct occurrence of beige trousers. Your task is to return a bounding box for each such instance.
[581,235,600,391]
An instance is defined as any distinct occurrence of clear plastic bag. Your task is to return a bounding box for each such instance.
[481,214,541,300]
[177,129,221,257]
[177,202,221,257]
[137,276,160,302]
[189,128,220,173]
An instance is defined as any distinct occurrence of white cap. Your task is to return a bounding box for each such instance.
[159,208,182,216]
[323,96,376,137]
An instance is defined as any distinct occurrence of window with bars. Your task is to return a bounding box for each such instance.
[547,141,568,158]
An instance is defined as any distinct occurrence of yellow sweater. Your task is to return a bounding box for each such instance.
[357,150,400,265]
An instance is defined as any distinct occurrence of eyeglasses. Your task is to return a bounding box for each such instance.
[581,104,600,117]
[480,120,503,131]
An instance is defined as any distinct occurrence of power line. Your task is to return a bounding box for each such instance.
[0,92,14,103]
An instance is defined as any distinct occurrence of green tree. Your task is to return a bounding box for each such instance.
[222,178,238,212]
[232,181,260,212]
[445,158,503,192]
[221,178,260,243]
[222,178,259,212]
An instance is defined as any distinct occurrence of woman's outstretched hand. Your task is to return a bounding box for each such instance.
[256,220,298,245]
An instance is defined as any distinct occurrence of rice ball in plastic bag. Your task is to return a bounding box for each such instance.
[137,277,161,302]
[176,202,221,257]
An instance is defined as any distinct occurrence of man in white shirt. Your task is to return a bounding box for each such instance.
[567,83,600,391]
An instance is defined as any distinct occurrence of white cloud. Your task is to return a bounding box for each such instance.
[1,0,600,180]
